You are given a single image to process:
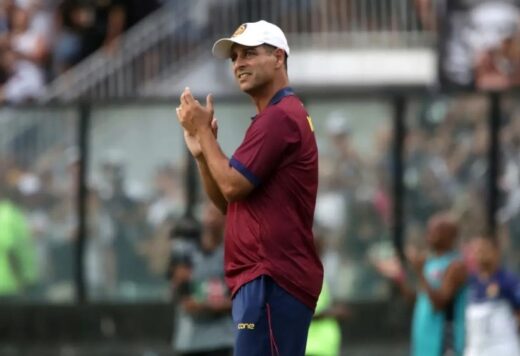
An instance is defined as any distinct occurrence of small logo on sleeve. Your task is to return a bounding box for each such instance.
[237,323,255,330]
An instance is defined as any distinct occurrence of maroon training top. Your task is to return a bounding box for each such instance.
[225,87,323,310]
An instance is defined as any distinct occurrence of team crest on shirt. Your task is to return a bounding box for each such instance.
[307,116,315,132]
[232,24,247,37]
[486,283,499,298]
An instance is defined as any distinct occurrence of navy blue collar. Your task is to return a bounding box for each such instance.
[268,87,295,106]
[251,87,295,120]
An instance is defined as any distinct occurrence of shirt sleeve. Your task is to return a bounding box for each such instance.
[505,272,520,310]
[230,107,299,187]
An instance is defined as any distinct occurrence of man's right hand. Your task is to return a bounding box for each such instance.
[183,118,218,159]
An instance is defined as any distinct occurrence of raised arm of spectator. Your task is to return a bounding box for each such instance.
[414,259,466,311]
[373,256,417,303]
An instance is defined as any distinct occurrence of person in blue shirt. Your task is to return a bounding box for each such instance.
[465,236,520,356]
[376,212,467,356]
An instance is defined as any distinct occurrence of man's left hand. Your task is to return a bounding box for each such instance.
[176,87,214,136]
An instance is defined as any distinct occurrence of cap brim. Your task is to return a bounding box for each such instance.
[211,37,264,59]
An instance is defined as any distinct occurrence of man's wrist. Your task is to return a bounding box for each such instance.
[197,124,213,139]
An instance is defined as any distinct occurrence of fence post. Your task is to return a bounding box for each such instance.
[76,103,90,303]
[185,148,198,219]
[392,95,406,262]
[488,92,501,237]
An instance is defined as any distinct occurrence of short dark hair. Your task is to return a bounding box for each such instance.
[262,44,288,71]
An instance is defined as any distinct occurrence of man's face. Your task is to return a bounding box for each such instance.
[230,44,278,94]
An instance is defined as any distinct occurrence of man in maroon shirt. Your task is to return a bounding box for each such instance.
[175,20,323,356]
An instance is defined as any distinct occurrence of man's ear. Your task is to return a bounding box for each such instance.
[274,48,285,69]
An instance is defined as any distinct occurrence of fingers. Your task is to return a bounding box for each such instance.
[181,87,196,106]
[211,117,218,137]
[206,93,214,112]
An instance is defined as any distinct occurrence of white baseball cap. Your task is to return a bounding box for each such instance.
[212,20,290,59]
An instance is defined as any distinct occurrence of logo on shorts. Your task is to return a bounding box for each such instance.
[237,323,255,330]
[232,24,247,37]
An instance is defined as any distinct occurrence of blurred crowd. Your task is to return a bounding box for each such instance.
[0,93,519,354]
[0,93,509,303]
[405,96,489,247]
[499,100,520,271]
[316,108,393,301]
[313,95,520,303]
[0,93,518,305]
[0,0,438,104]
[0,144,185,301]
[0,0,161,104]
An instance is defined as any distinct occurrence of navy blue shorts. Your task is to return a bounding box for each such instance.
[231,275,313,356]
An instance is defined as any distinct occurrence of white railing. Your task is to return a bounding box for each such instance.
[42,0,437,102]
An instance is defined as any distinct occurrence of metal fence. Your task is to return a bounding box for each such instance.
[2,90,520,305]
[1,90,520,354]
[42,0,437,102]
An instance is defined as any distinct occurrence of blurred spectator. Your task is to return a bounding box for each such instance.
[316,113,359,244]
[85,188,116,299]
[0,48,45,103]
[0,2,51,103]
[10,6,47,64]
[97,156,151,291]
[499,105,520,271]
[375,212,467,356]
[406,96,490,246]
[0,178,39,301]
[54,0,158,60]
[170,202,234,356]
[306,227,348,356]
[0,0,163,95]
[316,110,392,301]
[465,236,520,356]
[61,0,127,57]
[324,112,363,193]
[51,1,85,75]
[147,164,183,229]
[16,172,54,297]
